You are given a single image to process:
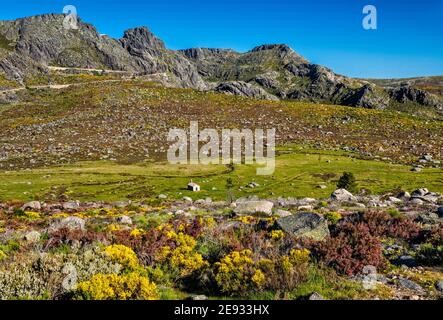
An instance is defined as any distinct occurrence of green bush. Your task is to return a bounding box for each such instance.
[337,172,358,193]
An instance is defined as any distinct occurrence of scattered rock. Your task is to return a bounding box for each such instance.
[398,278,424,293]
[415,212,439,224]
[330,189,356,202]
[158,194,168,199]
[411,188,429,198]
[308,292,325,300]
[397,191,411,199]
[392,255,417,268]
[62,201,80,210]
[276,212,330,241]
[21,201,41,211]
[234,200,274,215]
[274,209,292,217]
[388,197,402,204]
[116,215,132,225]
[409,198,424,206]
[49,216,86,233]
[435,280,443,292]
[23,230,41,243]
[182,196,193,203]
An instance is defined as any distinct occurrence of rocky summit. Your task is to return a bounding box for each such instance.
[0,14,441,112]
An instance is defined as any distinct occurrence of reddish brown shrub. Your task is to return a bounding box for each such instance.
[311,222,386,276]
[44,228,108,251]
[354,211,421,241]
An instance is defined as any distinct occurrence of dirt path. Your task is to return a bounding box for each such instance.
[47,66,131,74]
[0,79,125,95]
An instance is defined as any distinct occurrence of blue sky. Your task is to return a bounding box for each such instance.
[1,0,442,78]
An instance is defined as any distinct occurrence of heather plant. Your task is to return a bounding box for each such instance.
[359,211,421,241]
[311,222,386,276]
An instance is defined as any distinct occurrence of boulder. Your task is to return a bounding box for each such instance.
[398,278,424,293]
[23,230,41,243]
[330,189,356,202]
[116,215,132,225]
[274,209,292,218]
[414,212,439,225]
[182,196,193,203]
[49,216,85,233]
[308,292,325,300]
[62,201,80,210]
[409,198,424,206]
[392,255,417,268]
[397,191,411,199]
[411,188,429,198]
[276,212,330,241]
[388,197,402,204]
[21,201,41,211]
[436,280,443,292]
[234,200,274,215]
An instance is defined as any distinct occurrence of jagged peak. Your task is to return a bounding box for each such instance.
[179,47,239,60]
[249,44,292,53]
[120,26,165,50]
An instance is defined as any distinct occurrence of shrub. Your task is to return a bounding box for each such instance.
[0,247,121,300]
[158,232,208,279]
[214,250,258,295]
[267,230,285,240]
[103,245,139,270]
[324,212,342,224]
[337,172,358,193]
[415,243,443,266]
[214,249,310,296]
[360,211,420,240]
[311,222,385,276]
[75,272,158,300]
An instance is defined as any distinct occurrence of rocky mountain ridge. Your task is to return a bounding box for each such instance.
[0,13,441,111]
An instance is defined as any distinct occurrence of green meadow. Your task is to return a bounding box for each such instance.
[1,148,442,202]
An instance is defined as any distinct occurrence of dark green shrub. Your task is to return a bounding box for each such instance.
[337,172,358,193]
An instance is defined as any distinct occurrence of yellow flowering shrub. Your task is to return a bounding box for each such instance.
[104,245,139,270]
[268,230,285,240]
[107,224,121,232]
[0,249,6,261]
[76,272,158,300]
[324,211,342,224]
[20,211,41,220]
[130,228,144,238]
[288,249,310,264]
[251,269,266,288]
[197,217,217,228]
[214,250,261,295]
[236,216,255,224]
[159,232,208,277]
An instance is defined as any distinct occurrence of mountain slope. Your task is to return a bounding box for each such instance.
[0,13,441,112]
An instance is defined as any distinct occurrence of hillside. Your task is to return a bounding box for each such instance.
[0,14,441,113]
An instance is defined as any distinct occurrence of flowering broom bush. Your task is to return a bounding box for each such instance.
[75,272,158,300]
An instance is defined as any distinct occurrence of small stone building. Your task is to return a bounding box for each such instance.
[187,181,201,192]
